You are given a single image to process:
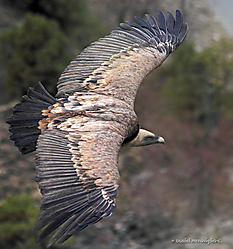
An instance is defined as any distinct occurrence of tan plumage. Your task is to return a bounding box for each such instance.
[7,10,188,246]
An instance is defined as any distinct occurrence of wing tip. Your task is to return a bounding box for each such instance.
[118,9,188,52]
[35,186,117,246]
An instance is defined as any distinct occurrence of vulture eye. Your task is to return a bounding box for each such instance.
[146,136,154,141]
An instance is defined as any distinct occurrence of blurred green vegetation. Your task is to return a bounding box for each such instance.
[6,0,108,47]
[7,0,88,30]
[162,39,233,128]
[0,0,107,97]
[0,14,72,97]
[0,195,69,249]
[0,195,40,248]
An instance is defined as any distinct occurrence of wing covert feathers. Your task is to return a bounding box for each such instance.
[35,111,132,245]
[56,10,188,100]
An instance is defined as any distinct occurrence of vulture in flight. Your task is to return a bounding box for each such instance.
[7,9,188,246]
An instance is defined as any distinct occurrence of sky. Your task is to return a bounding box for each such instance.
[206,0,233,36]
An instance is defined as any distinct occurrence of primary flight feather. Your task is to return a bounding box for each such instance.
[7,9,188,246]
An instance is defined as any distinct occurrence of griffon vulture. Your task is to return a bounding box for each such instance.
[7,9,188,246]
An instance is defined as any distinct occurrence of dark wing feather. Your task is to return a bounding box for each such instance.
[145,14,161,35]
[157,10,167,34]
[56,10,188,105]
[178,23,189,43]
[34,112,129,246]
[119,23,152,40]
[173,10,183,36]
[133,16,157,36]
[167,12,175,33]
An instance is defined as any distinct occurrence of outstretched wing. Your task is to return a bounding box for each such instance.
[34,115,127,246]
[33,9,188,246]
[56,10,188,107]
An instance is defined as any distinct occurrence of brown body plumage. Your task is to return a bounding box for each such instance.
[7,10,188,246]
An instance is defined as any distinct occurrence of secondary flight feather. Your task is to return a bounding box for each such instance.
[7,9,188,246]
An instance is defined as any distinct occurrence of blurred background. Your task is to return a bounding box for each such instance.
[0,0,233,248]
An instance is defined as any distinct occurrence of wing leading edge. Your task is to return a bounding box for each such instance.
[56,10,188,106]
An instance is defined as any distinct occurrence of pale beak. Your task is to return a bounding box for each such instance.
[156,136,165,144]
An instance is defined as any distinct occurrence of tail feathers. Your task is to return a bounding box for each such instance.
[7,82,56,154]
